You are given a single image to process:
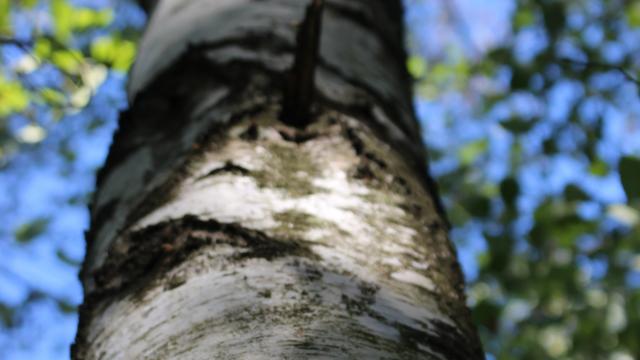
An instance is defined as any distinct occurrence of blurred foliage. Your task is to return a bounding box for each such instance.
[13,216,49,243]
[1,0,639,359]
[407,0,640,359]
[0,0,143,356]
[0,0,138,166]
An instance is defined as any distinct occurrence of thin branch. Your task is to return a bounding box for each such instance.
[1,35,87,90]
[0,35,34,55]
[0,35,102,113]
[0,36,33,47]
[0,35,42,68]
[560,57,640,87]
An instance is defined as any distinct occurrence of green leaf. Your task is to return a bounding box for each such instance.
[14,217,50,243]
[0,303,15,327]
[514,8,535,29]
[541,1,566,38]
[472,299,501,332]
[449,203,470,226]
[51,49,83,74]
[485,233,513,271]
[33,37,52,58]
[58,140,76,162]
[458,139,488,165]
[51,0,113,41]
[51,0,73,41]
[0,0,10,35]
[627,2,640,27]
[71,8,113,30]
[464,195,492,218]
[39,87,67,106]
[563,184,589,202]
[510,66,531,90]
[56,248,81,266]
[500,117,535,134]
[0,76,30,116]
[590,159,609,177]
[488,47,510,63]
[500,177,519,209]
[619,156,640,202]
[56,300,76,314]
[552,217,595,247]
[407,56,426,79]
[543,138,557,155]
[20,0,39,9]
[90,36,136,71]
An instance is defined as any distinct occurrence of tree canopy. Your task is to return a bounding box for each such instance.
[0,0,639,359]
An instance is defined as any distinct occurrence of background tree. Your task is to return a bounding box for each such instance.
[0,0,639,359]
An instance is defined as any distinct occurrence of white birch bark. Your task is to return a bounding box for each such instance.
[73,0,483,359]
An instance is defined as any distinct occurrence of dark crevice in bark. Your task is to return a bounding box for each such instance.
[196,161,250,181]
[240,122,260,140]
[276,125,321,143]
[344,126,388,170]
[93,215,318,297]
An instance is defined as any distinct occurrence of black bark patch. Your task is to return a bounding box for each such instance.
[196,161,250,181]
[393,320,485,359]
[418,319,485,360]
[344,124,365,155]
[73,215,318,359]
[93,216,316,297]
[240,122,259,140]
[390,175,412,196]
[277,126,320,143]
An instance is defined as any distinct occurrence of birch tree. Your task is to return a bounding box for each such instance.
[72,0,483,358]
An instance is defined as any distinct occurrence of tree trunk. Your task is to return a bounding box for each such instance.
[72,0,483,358]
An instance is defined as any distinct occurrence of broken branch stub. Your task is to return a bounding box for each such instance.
[280,0,324,127]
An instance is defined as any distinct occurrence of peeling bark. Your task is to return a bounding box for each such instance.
[73,0,483,359]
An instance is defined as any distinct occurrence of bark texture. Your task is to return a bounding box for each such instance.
[73,0,483,358]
